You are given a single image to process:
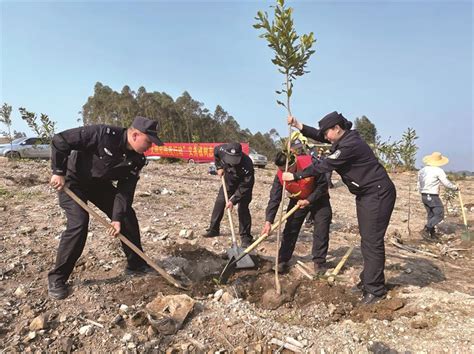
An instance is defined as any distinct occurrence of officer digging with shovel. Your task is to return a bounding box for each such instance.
[48,116,164,300]
[203,143,255,248]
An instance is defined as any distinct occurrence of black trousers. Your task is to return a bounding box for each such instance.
[48,182,146,285]
[356,183,396,297]
[209,186,252,243]
[278,195,332,264]
[421,194,444,229]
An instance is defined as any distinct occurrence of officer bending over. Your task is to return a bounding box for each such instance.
[48,116,163,300]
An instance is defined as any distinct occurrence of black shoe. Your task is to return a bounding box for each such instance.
[421,227,436,242]
[240,237,253,248]
[124,265,156,276]
[313,262,329,275]
[48,280,69,300]
[202,229,220,238]
[360,292,386,305]
[272,262,289,274]
[350,281,365,294]
[430,228,442,240]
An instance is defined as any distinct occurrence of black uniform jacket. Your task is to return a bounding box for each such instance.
[295,125,392,195]
[214,144,255,204]
[51,125,147,221]
[265,171,328,224]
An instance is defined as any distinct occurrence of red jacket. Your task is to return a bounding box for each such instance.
[277,155,315,200]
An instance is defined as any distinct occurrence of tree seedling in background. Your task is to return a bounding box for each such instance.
[0,103,14,153]
[254,0,316,294]
[19,107,57,143]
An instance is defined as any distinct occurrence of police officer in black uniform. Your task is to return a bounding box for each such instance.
[203,143,255,247]
[48,116,163,300]
[283,111,396,304]
[262,151,332,274]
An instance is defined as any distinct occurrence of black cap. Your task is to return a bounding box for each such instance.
[222,142,242,165]
[316,111,353,141]
[132,116,164,146]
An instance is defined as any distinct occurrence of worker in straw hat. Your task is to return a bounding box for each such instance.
[417,152,459,242]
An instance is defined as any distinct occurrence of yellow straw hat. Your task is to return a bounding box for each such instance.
[423,152,449,167]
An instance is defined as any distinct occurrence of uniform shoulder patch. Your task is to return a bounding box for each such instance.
[327,149,341,159]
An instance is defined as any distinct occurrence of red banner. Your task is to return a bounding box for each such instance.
[145,142,250,163]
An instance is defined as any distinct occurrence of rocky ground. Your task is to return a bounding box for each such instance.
[0,158,473,353]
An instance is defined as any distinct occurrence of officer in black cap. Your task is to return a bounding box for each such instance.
[203,142,255,247]
[283,111,396,304]
[48,116,164,300]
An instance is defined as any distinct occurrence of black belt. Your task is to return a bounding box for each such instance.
[422,193,438,196]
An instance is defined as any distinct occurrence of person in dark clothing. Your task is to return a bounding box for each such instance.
[262,151,332,274]
[203,143,255,247]
[48,116,164,300]
[283,111,396,305]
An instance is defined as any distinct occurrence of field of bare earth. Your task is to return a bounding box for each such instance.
[1,158,473,352]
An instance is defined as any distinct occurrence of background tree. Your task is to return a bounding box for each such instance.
[377,138,401,173]
[0,103,14,151]
[18,107,57,142]
[254,0,316,295]
[80,82,280,158]
[354,115,377,145]
[13,131,26,139]
[398,127,418,171]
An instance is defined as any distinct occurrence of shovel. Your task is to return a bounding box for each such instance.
[324,246,354,285]
[458,190,473,241]
[221,176,255,269]
[219,204,300,284]
[63,187,188,290]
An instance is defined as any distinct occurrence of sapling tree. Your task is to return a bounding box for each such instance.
[0,103,13,152]
[254,0,316,294]
[19,107,57,142]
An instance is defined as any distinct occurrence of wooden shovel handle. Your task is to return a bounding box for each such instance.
[458,191,468,227]
[221,176,237,245]
[329,246,354,280]
[241,204,300,255]
[63,187,187,290]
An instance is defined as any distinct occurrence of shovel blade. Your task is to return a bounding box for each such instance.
[461,230,473,241]
[219,256,237,284]
[227,245,255,269]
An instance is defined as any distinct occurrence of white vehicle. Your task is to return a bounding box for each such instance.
[249,148,267,168]
[0,137,51,159]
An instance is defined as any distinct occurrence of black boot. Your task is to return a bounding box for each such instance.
[430,227,442,240]
[48,279,70,300]
[313,262,330,275]
[361,292,386,305]
[124,264,156,276]
[240,235,254,248]
[350,281,365,294]
[202,228,220,238]
[272,261,289,274]
[421,226,435,242]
